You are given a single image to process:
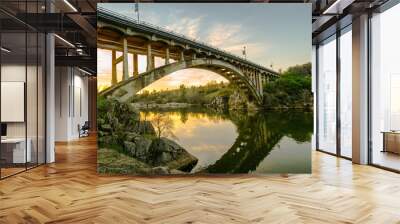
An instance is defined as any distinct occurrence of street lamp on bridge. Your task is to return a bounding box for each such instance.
[135,0,140,22]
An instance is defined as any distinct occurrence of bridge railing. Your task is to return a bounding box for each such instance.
[98,7,278,75]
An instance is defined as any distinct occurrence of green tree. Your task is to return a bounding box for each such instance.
[262,62,312,109]
[285,62,311,76]
[179,84,187,101]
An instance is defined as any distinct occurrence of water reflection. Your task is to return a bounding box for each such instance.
[140,108,312,174]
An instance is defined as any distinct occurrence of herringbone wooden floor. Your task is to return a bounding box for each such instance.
[1,136,400,224]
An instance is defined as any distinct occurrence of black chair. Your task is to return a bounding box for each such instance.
[79,121,90,138]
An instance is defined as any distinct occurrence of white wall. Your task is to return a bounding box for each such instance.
[55,67,89,141]
[55,67,70,141]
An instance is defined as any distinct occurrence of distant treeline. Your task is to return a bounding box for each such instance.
[131,81,233,105]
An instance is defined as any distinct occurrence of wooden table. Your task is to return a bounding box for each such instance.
[382,131,400,154]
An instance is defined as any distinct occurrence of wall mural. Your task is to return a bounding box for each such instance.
[97,3,312,175]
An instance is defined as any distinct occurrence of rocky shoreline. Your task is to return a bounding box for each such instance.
[98,97,198,174]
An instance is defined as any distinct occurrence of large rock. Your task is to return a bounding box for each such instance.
[150,166,186,175]
[228,91,248,110]
[135,137,152,161]
[151,166,170,175]
[208,95,229,111]
[123,134,152,161]
[125,132,141,142]
[147,138,198,172]
[133,120,156,135]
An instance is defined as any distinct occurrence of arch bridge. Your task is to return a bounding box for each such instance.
[97,7,279,103]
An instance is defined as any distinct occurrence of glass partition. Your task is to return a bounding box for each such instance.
[339,26,352,158]
[317,35,337,154]
[371,4,400,171]
[0,31,28,177]
[0,1,46,179]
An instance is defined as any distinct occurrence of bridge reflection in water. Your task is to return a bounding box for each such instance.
[141,108,313,174]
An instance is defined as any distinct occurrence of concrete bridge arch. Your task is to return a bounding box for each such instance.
[100,58,263,104]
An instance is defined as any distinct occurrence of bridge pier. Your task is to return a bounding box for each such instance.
[180,51,184,61]
[250,71,254,86]
[165,47,170,64]
[251,70,254,86]
[257,72,263,95]
[146,43,154,71]
[123,37,129,81]
[111,50,117,85]
[255,73,258,93]
[133,53,138,77]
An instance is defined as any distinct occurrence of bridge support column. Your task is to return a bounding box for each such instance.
[123,38,129,81]
[258,72,263,95]
[133,53,138,77]
[252,71,256,89]
[253,71,257,92]
[146,43,153,71]
[165,47,170,64]
[249,70,253,85]
[261,75,264,87]
[180,51,184,61]
[250,71,254,85]
[192,53,196,60]
[151,56,155,68]
[111,50,117,85]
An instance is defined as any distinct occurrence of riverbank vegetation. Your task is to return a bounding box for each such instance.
[262,62,313,110]
[131,81,234,105]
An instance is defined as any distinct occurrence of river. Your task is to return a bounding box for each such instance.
[140,107,313,174]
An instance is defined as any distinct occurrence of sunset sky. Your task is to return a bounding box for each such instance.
[97,3,311,92]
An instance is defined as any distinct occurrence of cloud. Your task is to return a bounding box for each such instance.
[206,23,244,48]
[203,24,271,67]
[204,24,267,60]
[141,11,161,25]
[164,16,203,39]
